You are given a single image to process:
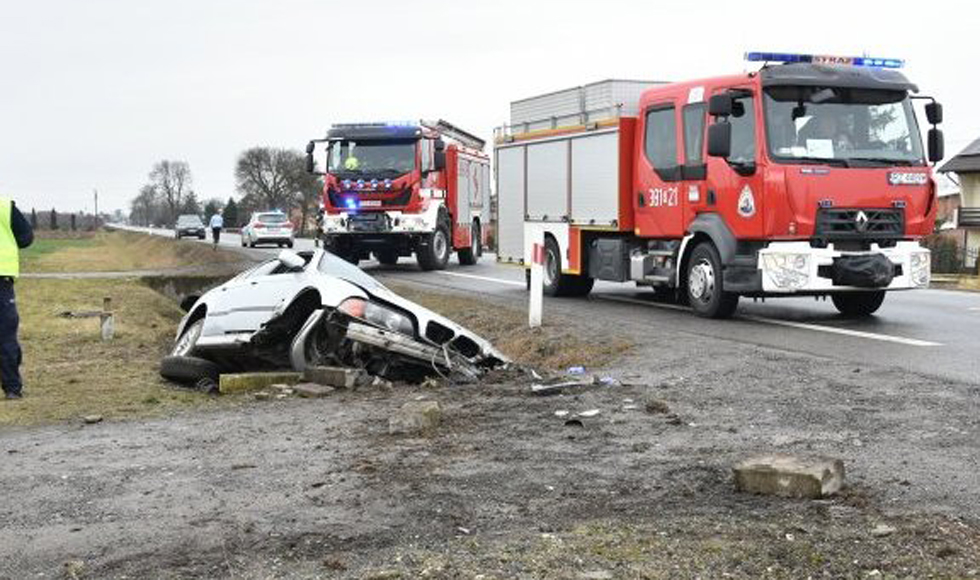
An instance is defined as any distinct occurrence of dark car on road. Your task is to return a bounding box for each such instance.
[174,214,206,239]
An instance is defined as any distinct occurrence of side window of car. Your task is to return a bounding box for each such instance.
[728,95,756,164]
[644,105,681,181]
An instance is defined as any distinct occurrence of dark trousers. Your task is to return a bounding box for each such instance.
[0,279,22,395]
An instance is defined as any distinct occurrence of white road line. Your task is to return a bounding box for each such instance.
[598,294,941,347]
[437,271,526,287]
[969,307,980,312]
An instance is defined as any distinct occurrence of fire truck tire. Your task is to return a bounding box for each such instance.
[375,249,399,266]
[418,222,451,271]
[457,222,480,266]
[685,242,738,319]
[831,291,885,317]
[543,236,594,297]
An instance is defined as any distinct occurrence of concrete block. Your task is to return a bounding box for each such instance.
[304,365,365,389]
[388,401,442,436]
[292,383,336,398]
[219,372,302,394]
[733,454,844,499]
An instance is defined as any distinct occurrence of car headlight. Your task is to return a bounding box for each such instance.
[909,250,930,287]
[761,252,811,290]
[338,298,414,336]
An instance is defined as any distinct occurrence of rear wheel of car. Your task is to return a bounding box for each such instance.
[172,318,204,357]
[457,221,480,266]
[287,240,294,249]
[160,355,220,393]
[418,219,451,271]
[375,249,399,266]
[832,291,886,318]
[685,242,739,319]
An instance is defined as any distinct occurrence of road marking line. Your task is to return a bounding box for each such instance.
[438,271,525,287]
[598,294,941,347]
[969,307,980,312]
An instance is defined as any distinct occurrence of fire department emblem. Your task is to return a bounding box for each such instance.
[737,185,756,218]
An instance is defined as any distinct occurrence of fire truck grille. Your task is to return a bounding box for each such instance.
[814,208,904,241]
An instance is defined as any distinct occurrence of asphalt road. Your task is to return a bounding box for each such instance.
[120,224,980,385]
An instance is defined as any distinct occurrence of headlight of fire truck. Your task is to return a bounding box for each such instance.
[401,216,431,232]
[909,250,930,288]
[761,253,811,290]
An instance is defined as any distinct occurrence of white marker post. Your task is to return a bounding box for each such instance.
[528,230,544,328]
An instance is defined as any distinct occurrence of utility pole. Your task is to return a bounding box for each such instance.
[94,189,99,227]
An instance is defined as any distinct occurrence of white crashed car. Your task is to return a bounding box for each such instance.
[166,249,505,383]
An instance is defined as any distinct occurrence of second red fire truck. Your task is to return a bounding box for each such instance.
[495,53,945,318]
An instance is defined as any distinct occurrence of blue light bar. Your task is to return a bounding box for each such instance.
[745,52,904,69]
[344,198,358,210]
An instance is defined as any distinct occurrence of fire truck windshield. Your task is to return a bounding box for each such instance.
[327,139,416,176]
[764,87,925,167]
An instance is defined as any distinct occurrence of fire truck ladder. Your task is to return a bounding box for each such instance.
[422,119,486,151]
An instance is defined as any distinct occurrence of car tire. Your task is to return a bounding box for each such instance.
[375,249,399,265]
[685,242,739,319]
[287,241,294,249]
[832,291,886,317]
[457,222,480,266]
[417,219,451,271]
[198,234,205,240]
[540,236,593,297]
[160,355,220,393]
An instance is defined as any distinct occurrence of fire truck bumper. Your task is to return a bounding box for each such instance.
[320,207,439,235]
[756,241,931,294]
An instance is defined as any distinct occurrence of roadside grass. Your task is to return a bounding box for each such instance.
[385,283,631,371]
[22,230,244,274]
[1,278,231,427]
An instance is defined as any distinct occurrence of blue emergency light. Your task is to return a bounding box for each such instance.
[745,52,904,69]
[344,198,358,210]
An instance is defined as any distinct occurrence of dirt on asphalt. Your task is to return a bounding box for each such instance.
[2,281,980,578]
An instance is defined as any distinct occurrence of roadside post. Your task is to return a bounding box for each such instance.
[100,297,114,341]
[529,229,544,328]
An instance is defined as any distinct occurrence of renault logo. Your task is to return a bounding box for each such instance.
[855,210,870,231]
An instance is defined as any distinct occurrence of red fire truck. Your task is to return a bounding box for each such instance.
[305,120,490,270]
[495,53,945,318]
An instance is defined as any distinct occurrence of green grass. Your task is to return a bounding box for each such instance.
[20,236,98,269]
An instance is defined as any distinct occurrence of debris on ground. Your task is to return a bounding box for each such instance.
[644,398,671,414]
[577,409,601,418]
[388,401,442,436]
[733,454,845,499]
[871,523,898,537]
[218,372,302,394]
[82,415,103,425]
[303,366,364,389]
[292,383,336,398]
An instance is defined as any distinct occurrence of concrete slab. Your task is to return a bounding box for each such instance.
[219,372,302,394]
[304,366,365,389]
[733,454,845,499]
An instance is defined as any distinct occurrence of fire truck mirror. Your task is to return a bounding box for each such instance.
[707,122,732,158]
[928,128,944,163]
[305,151,315,174]
[305,141,315,154]
[925,102,943,125]
[434,150,447,171]
[708,94,733,117]
[434,138,446,151]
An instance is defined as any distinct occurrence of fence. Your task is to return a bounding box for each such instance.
[922,234,979,274]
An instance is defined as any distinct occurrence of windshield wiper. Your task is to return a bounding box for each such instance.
[789,156,850,168]
[847,157,916,167]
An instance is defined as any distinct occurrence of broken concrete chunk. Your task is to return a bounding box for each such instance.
[733,454,845,499]
[304,366,364,389]
[219,372,302,394]
[82,415,103,425]
[292,383,336,398]
[388,401,442,436]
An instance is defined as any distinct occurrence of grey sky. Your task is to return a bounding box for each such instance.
[2,0,977,214]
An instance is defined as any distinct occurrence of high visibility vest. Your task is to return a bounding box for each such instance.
[0,198,19,277]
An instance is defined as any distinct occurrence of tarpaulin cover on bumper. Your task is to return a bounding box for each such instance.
[831,253,895,288]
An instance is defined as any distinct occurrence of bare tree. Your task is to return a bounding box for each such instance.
[148,160,193,223]
[235,147,323,234]
[130,184,159,226]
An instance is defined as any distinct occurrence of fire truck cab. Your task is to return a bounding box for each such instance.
[495,54,945,318]
[306,120,490,270]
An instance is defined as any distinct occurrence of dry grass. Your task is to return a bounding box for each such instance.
[1,278,232,426]
[22,230,243,273]
[386,283,631,371]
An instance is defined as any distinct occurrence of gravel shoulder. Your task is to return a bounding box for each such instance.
[2,282,979,578]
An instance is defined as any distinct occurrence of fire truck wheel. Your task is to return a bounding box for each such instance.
[685,242,738,319]
[831,291,885,317]
[543,236,594,297]
[375,249,399,266]
[457,222,480,266]
[418,222,451,271]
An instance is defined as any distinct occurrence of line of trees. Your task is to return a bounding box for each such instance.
[128,148,322,233]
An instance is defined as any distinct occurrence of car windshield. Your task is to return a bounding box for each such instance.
[258,213,288,224]
[317,252,385,291]
[327,139,416,177]
[177,216,202,225]
[764,86,925,166]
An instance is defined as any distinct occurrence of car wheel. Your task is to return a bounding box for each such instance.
[287,240,294,249]
[685,242,739,319]
[540,236,593,297]
[171,318,204,356]
[417,219,451,271]
[159,355,220,393]
[375,249,399,266]
[457,221,480,266]
[831,291,885,317]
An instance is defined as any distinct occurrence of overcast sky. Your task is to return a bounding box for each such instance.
[2,0,977,214]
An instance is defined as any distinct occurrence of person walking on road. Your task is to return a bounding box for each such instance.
[1,197,34,400]
[208,209,224,250]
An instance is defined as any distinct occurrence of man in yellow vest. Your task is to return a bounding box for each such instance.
[1,197,33,399]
